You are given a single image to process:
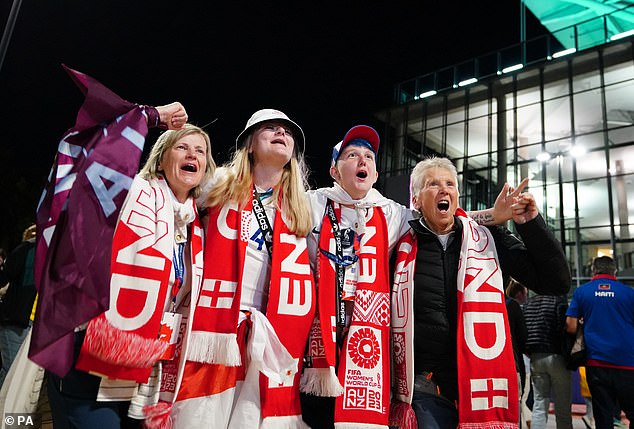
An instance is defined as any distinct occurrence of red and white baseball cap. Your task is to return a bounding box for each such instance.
[331,125,380,165]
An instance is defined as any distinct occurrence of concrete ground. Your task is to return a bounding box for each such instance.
[534,402,630,429]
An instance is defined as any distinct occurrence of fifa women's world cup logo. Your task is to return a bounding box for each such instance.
[343,326,384,412]
[348,327,380,369]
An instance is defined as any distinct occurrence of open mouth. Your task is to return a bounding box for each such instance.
[181,163,197,173]
[437,200,450,212]
[357,171,368,179]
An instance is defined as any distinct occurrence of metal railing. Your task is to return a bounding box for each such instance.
[395,4,634,104]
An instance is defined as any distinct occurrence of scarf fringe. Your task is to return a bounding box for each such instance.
[142,402,172,429]
[261,415,310,429]
[388,400,417,429]
[458,423,519,429]
[334,423,388,428]
[128,364,161,419]
[83,316,168,368]
[186,331,241,365]
[300,367,344,396]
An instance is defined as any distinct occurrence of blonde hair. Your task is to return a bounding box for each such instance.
[205,137,312,236]
[410,156,459,197]
[506,278,527,299]
[138,124,216,199]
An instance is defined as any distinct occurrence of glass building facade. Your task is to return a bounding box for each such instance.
[376,39,634,288]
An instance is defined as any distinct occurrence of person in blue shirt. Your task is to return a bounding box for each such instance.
[565,256,634,429]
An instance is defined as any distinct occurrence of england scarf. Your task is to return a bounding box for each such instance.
[173,194,315,428]
[392,209,518,429]
[75,176,204,384]
[303,202,391,428]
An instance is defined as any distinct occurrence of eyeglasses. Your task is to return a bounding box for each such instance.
[259,124,293,137]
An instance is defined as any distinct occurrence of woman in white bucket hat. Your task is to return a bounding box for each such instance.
[171,109,315,429]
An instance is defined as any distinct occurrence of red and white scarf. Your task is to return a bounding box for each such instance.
[173,194,315,428]
[76,176,204,385]
[392,209,518,429]
[303,203,391,428]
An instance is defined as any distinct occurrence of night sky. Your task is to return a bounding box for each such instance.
[0,1,546,249]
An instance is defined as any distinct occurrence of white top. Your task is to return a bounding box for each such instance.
[307,184,414,299]
[198,169,275,312]
[240,188,275,311]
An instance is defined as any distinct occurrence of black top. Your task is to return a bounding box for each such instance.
[506,297,528,392]
[524,294,569,355]
[0,239,37,328]
[408,214,570,403]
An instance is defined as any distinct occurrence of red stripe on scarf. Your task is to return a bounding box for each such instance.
[186,202,245,366]
[455,209,518,428]
[76,177,203,383]
[392,210,518,429]
[261,211,316,420]
[391,231,417,404]
[311,205,391,427]
[177,194,315,426]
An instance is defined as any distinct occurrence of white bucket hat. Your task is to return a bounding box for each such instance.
[235,108,305,154]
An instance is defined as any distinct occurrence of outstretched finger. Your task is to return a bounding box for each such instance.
[509,177,529,197]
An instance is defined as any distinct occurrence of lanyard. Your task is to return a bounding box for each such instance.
[252,188,274,258]
[171,242,185,311]
[323,200,347,335]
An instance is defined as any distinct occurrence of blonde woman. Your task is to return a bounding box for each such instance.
[50,122,215,429]
[172,109,315,429]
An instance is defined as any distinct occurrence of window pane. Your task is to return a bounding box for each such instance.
[575,131,606,152]
[615,242,634,287]
[505,108,515,149]
[545,97,571,140]
[517,86,541,108]
[425,127,443,154]
[575,149,608,180]
[467,116,489,156]
[574,90,603,135]
[572,52,601,92]
[603,54,634,86]
[470,99,490,118]
[578,177,610,229]
[610,145,634,175]
[544,78,569,100]
[446,122,464,157]
[447,105,464,124]
[516,142,545,163]
[466,153,491,171]
[611,172,633,240]
[605,81,634,130]
[579,225,613,242]
[427,112,442,129]
[608,125,634,145]
[517,103,542,144]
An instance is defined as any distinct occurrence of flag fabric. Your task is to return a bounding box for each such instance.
[29,65,153,376]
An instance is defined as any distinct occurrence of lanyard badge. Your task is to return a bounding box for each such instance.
[158,242,185,361]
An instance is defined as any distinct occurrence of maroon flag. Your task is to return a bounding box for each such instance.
[30,65,152,376]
